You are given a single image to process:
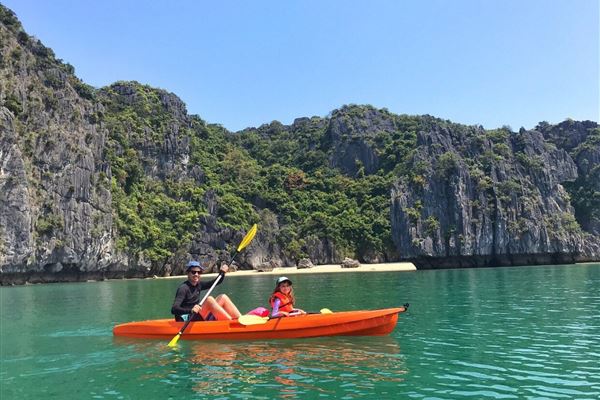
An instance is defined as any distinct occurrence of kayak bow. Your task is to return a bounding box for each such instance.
[113,306,407,341]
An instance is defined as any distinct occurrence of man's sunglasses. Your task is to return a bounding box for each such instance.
[189,270,203,275]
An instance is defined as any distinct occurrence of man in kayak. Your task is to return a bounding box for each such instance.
[171,260,242,322]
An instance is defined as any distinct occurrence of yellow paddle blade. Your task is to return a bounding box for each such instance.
[237,224,257,252]
[238,314,269,326]
[320,308,333,314]
[167,333,181,347]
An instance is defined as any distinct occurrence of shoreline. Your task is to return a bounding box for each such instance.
[5,262,600,286]
[162,262,417,280]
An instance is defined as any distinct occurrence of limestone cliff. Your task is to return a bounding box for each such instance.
[538,120,600,236]
[1,5,599,284]
[390,123,599,267]
[0,8,117,282]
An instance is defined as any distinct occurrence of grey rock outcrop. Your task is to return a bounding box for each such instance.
[390,123,591,268]
[538,120,600,237]
[341,257,360,268]
[0,14,120,283]
[297,258,314,269]
[99,82,204,184]
[324,106,393,176]
[0,108,33,269]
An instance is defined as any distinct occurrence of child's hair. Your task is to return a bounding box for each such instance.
[269,281,295,305]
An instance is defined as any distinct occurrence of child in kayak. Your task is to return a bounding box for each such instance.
[269,276,306,317]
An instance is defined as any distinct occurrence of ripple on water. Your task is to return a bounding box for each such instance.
[46,327,111,337]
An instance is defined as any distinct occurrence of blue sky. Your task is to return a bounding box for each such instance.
[3,0,598,132]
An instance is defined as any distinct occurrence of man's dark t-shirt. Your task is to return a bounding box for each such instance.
[171,272,224,321]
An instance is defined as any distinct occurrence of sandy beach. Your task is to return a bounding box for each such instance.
[163,262,416,280]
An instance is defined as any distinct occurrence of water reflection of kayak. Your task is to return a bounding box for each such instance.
[113,306,408,341]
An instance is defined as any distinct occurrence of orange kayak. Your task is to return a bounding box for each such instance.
[113,307,407,340]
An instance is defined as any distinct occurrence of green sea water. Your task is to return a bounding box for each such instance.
[1,263,599,399]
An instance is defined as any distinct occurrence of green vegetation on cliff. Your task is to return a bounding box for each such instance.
[100,90,409,261]
[99,82,262,261]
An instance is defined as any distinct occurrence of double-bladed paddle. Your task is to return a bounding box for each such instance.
[238,308,333,326]
[167,223,258,347]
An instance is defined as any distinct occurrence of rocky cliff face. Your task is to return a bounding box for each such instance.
[390,122,598,268]
[99,82,204,184]
[538,120,600,236]
[324,106,389,176]
[228,104,600,270]
[0,9,118,283]
[1,6,598,284]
